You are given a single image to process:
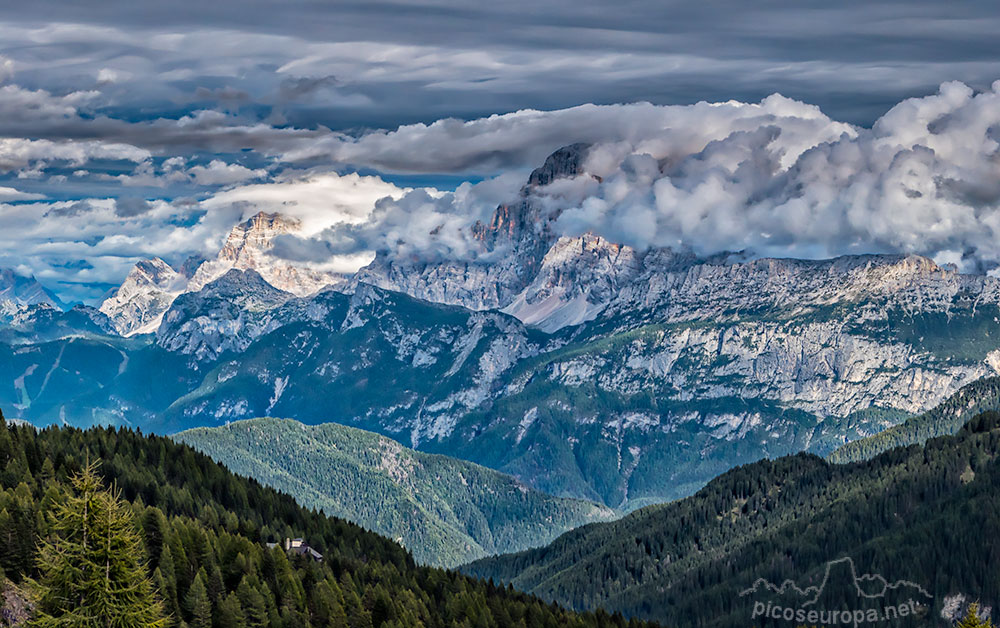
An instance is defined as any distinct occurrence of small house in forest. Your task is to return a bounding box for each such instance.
[265,537,323,562]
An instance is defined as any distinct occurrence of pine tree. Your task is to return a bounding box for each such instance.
[30,461,167,628]
[956,603,996,628]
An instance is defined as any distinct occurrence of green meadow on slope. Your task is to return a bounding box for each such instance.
[176,417,615,567]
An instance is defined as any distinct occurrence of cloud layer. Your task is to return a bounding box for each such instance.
[0,0,998,304]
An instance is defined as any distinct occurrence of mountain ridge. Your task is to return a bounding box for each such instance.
[10,144,1000,511]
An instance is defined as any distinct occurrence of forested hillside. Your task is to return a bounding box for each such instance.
[176,418,614,567]
[464,412,1000,626]
[0,412,656,628]
[829,376,1000,463]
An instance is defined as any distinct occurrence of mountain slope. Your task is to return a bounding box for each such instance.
[463,412,1000,626]
[0,414,655,628]
[828,375,1000,463]
[176,417,614,567]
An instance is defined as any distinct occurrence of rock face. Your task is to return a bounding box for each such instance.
[157,269,296,362]
[99,258,183,336]
[354,143,595,311]
[501,234,643,331]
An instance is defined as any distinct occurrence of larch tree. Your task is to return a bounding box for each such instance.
[956,603,996,628]
[30,461,167,628]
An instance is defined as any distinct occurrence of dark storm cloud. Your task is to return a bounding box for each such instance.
[113,197,152,217]
[3,0,1000,131]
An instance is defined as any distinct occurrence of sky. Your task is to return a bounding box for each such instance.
[1,1,1000,303]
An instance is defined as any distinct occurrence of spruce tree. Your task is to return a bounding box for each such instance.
[216,592,247,628]
[30,461,167,628]
[185,571,212,628]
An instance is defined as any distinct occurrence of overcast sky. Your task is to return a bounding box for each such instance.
[1,0,999,302]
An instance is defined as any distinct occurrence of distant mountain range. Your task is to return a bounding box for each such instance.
[175,417,614,567]
[5,144,1000,513]
[463,408,1000,626]
[99,212,344,336]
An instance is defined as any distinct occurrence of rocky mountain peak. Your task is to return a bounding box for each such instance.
[526,143,591,188]
[0,267,63,310]
[188,211,343,297]
[131,257,179,287]
[473,143,593,250]
[156,268,295,361]
[217,211,302,263]
[199,268,291,302]
[100,211,347,337]
[99,257,183,336]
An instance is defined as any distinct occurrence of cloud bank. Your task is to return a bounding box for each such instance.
[299,81,1000,275]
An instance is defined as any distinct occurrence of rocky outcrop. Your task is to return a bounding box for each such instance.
[157,269,295,362]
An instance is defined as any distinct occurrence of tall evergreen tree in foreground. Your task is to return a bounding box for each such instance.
[0,416,657,628]
[30,461,166,628]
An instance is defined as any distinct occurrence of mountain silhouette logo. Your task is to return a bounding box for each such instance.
[740,557,933,607]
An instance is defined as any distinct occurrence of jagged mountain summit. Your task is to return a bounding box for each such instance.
[186,211,344,295]
[354,143,596,315]
[100,211,346,336]
[98,258,183,336]
[0,268,64,310]
[157,268,298,361]
[352,143,1000,337]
